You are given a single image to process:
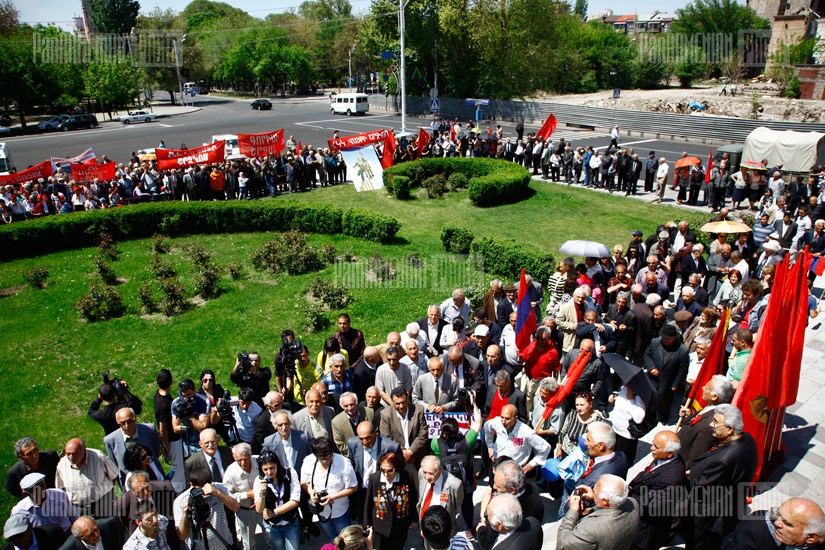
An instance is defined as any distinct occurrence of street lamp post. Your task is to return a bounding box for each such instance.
[173,34,187,107]
[398,0,407,133]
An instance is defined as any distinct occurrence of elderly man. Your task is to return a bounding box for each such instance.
[417,305,450,356]
[644,323,690,425]
[440,288,471,326]
[635,254,669,287]
[221,443,259,550]
[174,467,240,550]
[628,430,688,550]
[706,243,734,297]
[184,427,234,490]
[685,273,710,307]
[261,411,311,472]
[556,287,587,354]
[484,404,550,475]
[517,325,560,412]
[252,391,285,454]
[291,388,335,441]
[441,345,484,396]
[401,339,429,387]
[104,407,165,486]
[722,497,825,549]
[113,471,176,536]
[479,344,512,400]
[321,354,355,396]
[413,356,459,413]
[2,513,66,550]
[400,321,428,354]
[557,475,640,550]
[5,437,60,499]
[531,377,565,448]
[374,346,413,406]
[476,494,543,550]
[487,460,543,523]
[560,340,607,411]
[417,456,464,529]
[604,291,636,358]
[56,438,119,517]
[499,311,521,370]
[462,322,492,362]
[677,375,734,469]
[331,392,374,456]
[358,386,385,429]
[676,286,703,318]
[347,421,399,523]
[483,370,528,423]
[379,387,429,466]
[352,346,381,401]
[12,472,78,533]
[62,516,123,550]
[482,279,504,324]
[687,404,758,549]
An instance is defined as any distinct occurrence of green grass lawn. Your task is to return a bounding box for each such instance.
[0,178,689,517]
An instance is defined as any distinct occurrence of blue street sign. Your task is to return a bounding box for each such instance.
[430,99,439,112]
[380,51,393,59]
[613,89,621,99]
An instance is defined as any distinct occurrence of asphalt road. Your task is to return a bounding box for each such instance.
[4,94,715,170]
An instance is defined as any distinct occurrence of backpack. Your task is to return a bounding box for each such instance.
[437,438,475,494]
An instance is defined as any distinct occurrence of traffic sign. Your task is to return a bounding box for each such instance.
[613,89,621,99]
[429,99,440,112]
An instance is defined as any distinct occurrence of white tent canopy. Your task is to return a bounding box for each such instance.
[742,127,825,173]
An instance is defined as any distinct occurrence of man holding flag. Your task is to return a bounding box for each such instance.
[677,375,734,470]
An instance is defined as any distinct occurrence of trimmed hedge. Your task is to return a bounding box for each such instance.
[0,201,401,260]
[383,158,531,207]
[470,237,554,283]
[440,225,475,255]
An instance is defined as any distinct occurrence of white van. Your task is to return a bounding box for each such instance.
[0,143,15,176]
[330,93,369,116]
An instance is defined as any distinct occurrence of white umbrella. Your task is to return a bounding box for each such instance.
[559,240,611,259]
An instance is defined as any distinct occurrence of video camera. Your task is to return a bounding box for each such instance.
[174,393,196,423]
[102,370,133,402]
[216,390,235,426]
[237,350,253,377]
[188,487,213,528]
[275,335,303,379]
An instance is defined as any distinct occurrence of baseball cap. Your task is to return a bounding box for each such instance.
[474,324,490,337]
[3,515,29,539]
[20,472,45,491]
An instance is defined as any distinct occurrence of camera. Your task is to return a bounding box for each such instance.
[102,370,131,401]
[275,335,302,379]
[309,490,328,516]
[237,350,252,376]
[457,388,470,401]
[188,487,212,527]
[216,390,234,424]
[174,394,195,422]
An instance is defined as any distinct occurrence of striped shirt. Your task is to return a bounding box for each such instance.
[56,449,118,509]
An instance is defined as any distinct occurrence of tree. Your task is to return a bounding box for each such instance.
[767,37,818,97]
[672,0,770,35]
[88,0,140,35]
[83,59,139,119]
[0,0,19,36]
[674,45,708,87]
[573,0,588,20]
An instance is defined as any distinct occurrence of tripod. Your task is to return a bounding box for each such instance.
[192,518,234,550]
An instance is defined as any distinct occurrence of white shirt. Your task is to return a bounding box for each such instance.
[483,418,550,468]
[397,410,411,448]
[361,445,378,488]
[420,472,445,512]
[657,162,669,181]
[222,462,255,507]
[609,387,647,439]
[400,354,429,386]
[300,454,357,520]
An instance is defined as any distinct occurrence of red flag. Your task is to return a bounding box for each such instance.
[380,130,396,170]
[535,114,558,141]
[732,249,809,479]
[416,128,430,159]
[704,148,714,184]
[687,308,731,412]
[296,141,302,156]
[814,257,825,276]
[541,350,592,421]
[515,269,538,351]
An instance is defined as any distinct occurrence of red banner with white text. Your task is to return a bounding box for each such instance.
[156,142,225,171]
[328,129,387,151]
[238,129,285,158]
[73,162,117,183]
[0,160,55,188]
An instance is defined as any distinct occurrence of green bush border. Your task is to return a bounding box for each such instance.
[0,200,401,260]
[383,158,531,207]
[471,237,554,283]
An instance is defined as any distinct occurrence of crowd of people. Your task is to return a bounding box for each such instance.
[5,203,825,550]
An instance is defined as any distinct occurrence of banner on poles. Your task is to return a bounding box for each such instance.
[328,129,387,151]
[72,162,117,183]
[238,129,285,158]
[0,160,54,188]
[156,141,225,171]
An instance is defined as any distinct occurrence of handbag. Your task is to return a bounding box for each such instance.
[558,447,586,481]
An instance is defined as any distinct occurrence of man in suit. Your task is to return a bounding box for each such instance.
[183,428,233,485]
[5,437,60,499]
[261,411,311,473]
[722,497,825,550]
[628,430,688,550]
[104,407,164,486]
[59,516,123,550]
[687,404,758,550]
[2,514,67,550]
[418,306,450,356]
[352,346,381,401]
[556,287,587,354]
[644,324,690,425]
[515,273,543,322]
[358,386,385,429]
[477,494,542,550]
[479,344,513,403]
[441,345,484,398]
[380,386,429,467]
[481,279,504,324]
[677,375,733,470]
[347,421,399,523]
[251,390,287,454]
[331,392,374,457]
[418,456,464,530]
[705,244,733,297]
[483,370,528,423]
[291,388,335,441]
[113,471,176,539]
[557,474,640,550]
[413,356,459,413]
[496,284,518,328]
[490,460,544,523]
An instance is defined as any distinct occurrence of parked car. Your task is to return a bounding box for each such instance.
[251,99,272,111]
[121,110,158,124]
[58,114,99,131]
[38,115,70,131]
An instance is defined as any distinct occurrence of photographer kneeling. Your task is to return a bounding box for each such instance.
[174,466,240,550]
[231,351,272,407]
